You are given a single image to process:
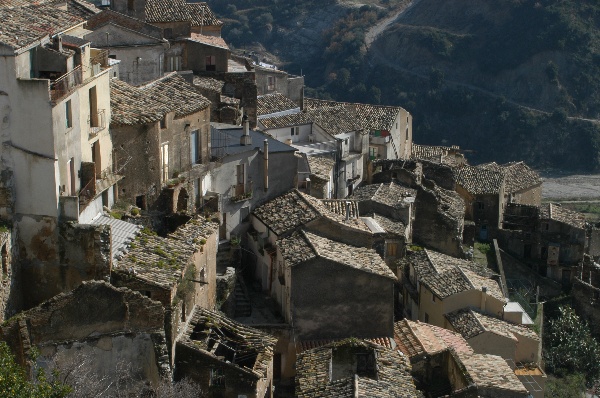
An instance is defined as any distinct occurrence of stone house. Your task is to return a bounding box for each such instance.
[0,281,170,395]
[481,162,542,207]
[411,143,466,167]
[254,64,304,105]
[0,4,122,307]
[455,164,505,241]
[207,122,298,239]
[445,308,542,368]
[295,339,421,397]
[371,159,466,257]
[277,230,396,340]
[304,155,335,199]
[193,76,241,125]
[572,255,600,337]
[500,202,588,285]
[176,307,277,398]
[85,10,168,85]
[110,73,211,212]
[304,98,413,161]
[394,319,534,398]
[111,217,218,360]
[109,0,223,37]
[352,182,416,263]
[398,249,507,325]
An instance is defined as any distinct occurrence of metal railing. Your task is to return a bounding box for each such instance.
[89,109,106,138]
[230,181,253,202]
[50,65,83,103]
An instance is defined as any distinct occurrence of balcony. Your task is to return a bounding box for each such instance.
[50,66,83,103]
[230,181,253,203]
[89,109,107,138]
[49,49,110,104]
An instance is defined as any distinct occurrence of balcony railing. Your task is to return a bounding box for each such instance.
[230,181,253,202]
[50,65,83,103]
[89,109,107,138]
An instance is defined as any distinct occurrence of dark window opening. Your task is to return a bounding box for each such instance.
[136,195,147,210]
[1,244,8,277]
[65,100,72,129]
[127,0,134,11]
[205,55,216,71]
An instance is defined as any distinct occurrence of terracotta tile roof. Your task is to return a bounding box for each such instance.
[278,230,396,280]
[307,156,334,181]
[259,112,312,129]
[394,319,474,359]
[455,164,504,195]
[111,73,210,125]
[366,213,406,237]
[252,190,323,236]
[192,75,224,91]
[253,189,370,236]
[86,9,163,39]
[404,249,505,301]
[457,352,528,394]
[114,217,218,289]
[447,308,539,342]
[411,144,462,166]
[304,97,407,131]
[144,0,222,27]
[297,337,395,353]
[257,93,299,116]
[179,307,277,379]
[0,0,99,15]
[303,98,364,136]
[188,32,228,49]
[320,199,360,219]
[0,4,83,50]
[296,339,420,398]
[138,72,211,117]
[353,182,416,210]
[110,79,167,125]
[540,203,586,229]
[481,161,542,194]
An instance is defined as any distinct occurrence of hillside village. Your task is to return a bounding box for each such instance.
[0,0,600,397]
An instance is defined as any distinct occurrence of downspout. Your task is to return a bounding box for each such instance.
[263,139,269,192]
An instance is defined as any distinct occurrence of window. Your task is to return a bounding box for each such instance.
[89,86,98,127]
[432,293,436,302]
[369,146,378,160]
[190,130,200,164]
[476,202,485,210]
[108,54,117,59]
[424,313,429,323]
[164,28,173,38]
[205,55,216,71]
[165,56,181,72]
[210,368,225,387]
[160,116,166,129]
[290,126,299,136]
[65,100,72,129]
[127,0,134,10]
[267,75,275,91]
[161,143,169,183]
[387,242,397,257]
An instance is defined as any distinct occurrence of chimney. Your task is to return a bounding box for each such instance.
[54,36,63,52]
[481,286,487,312]
[263,139,269,192]
[240,115,251,146]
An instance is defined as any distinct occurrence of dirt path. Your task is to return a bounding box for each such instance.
[365,0,420,48]
[366,6,600,124]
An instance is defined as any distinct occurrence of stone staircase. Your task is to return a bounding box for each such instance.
[234,279,252,318]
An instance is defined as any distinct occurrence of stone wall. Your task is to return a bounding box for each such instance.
[572,277,600,336]
[0,281,169,391]
[291,257,394,340]
[413,182,465,257]
[20,221,112,308]
[194,70,257,128]
[0,229,19,320]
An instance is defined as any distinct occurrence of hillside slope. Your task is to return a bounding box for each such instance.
[208,0,600,171]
